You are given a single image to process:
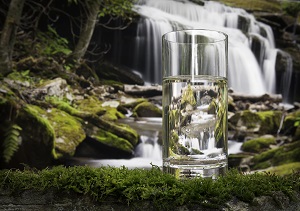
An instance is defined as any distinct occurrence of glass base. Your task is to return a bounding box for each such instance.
[163,163,227,179]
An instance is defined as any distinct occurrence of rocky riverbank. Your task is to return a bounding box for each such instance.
[1,0,300,175]
[1,61,300,175]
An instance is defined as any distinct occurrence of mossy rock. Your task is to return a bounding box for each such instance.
[229,110,282,134]
[11,104,56,169]
[266,162,300,176]
[295,126,300,141]
[1,103,87,168]
[252,140,300,170]
[133,101,162,117]
[6,70,32,87]
[42,107,86,158]
[283,110,300,139]
[75,96,106,116]
[241,135,276,153]
[252,160,272,170]
[75,96,124,121]
[22,105,86,158]
[257,111,282,134]
[121,97,148,109]
[91,127,134,154]
[228,153,252,168]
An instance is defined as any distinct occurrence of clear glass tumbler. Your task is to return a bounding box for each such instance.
[162,29,228,179]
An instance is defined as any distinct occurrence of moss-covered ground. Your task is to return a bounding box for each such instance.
[0,166,299,210]
[215,0,281,12]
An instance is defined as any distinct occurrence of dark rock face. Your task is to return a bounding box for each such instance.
[97,62,144,85]
[254,12,300,102]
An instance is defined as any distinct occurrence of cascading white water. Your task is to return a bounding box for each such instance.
[135,132,162,159]
[131,0,282,95]
[277,50,293,103]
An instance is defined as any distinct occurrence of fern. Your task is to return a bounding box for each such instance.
[2,124,22,163]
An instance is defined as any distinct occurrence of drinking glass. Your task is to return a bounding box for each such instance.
[162,29,228,179]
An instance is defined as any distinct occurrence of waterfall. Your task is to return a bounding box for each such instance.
[135,131,162,159]
[102,0,293,99]
[277,50,293,103]
[128,0,280,95]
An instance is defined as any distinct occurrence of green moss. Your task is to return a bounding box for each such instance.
[45,108,86,157]
[240,110,261,129]
[233,110,282,134]
[271,141,300,166]
[46,96,83,116]
[76,96,106,116]
[216,0,281,12]
[101,106,125,121]
[252,140,300,169]
[122,98,147,109]
[257,111,282,134]
[133,101,162,117]
[0,166,299,210]
[23,105,57,158]
[115,123,139,146]
[252,160,272,170]
[92,128,134,153]
[75,97,124,121]
[241,136,276,153]
[267,162,300,176]
[283,111,300,139]
[254,146,277,160]
[7,70,31,83]
[23,104,85,159]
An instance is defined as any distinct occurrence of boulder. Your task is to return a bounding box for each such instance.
[229,110,283,135]
[97,62,144,85]
[133,101,162,117]
[251,140,300,170]
[241,135,276,153]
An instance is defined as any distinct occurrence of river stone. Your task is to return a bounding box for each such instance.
[133,101,162,117]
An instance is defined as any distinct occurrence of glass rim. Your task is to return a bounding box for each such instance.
[162,29,228,44]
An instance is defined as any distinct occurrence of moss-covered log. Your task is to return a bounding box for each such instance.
[0,166,300,210]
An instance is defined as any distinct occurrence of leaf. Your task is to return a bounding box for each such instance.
[2,124,22,163]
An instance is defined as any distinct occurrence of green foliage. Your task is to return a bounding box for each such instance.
[282,1,300,17]
[2,124,22,163]
[0,167,299,210]
[98,0,136,19]
[295,117,300,127]
[36,26,72,56]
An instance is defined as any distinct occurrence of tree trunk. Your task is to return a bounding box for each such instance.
[0,0,25,76]
[70,0,101,62]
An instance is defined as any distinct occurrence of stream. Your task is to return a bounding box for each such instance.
[69,117,243,169]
